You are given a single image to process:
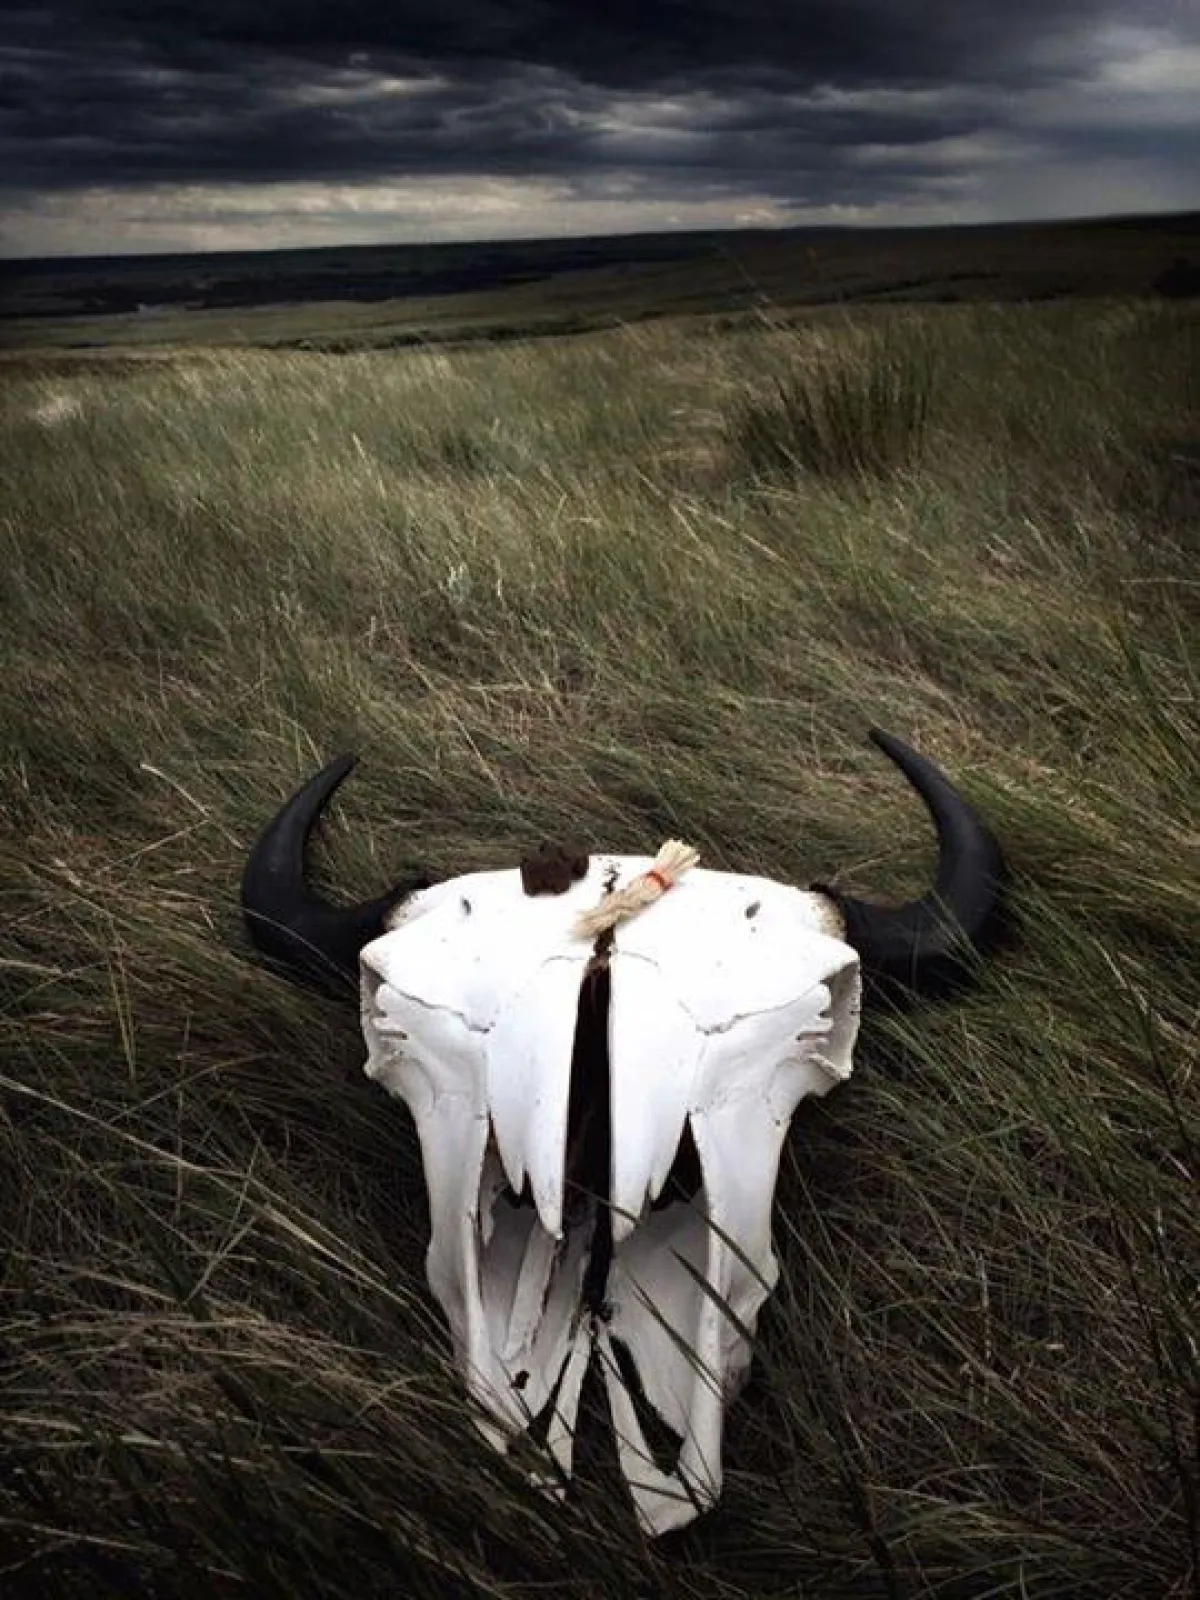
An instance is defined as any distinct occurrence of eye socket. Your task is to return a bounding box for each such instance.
[361,970,411,1037]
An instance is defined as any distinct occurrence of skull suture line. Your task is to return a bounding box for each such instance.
[241,730,1004,1536]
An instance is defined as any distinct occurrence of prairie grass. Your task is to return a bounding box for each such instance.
[728,319,936,480]
[1,300,1197,1598]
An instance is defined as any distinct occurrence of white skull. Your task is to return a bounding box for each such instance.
[358,858,860,1536]
[241,734,1003,1532]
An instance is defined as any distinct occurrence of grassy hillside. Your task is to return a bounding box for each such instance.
[1,298,1197,1598]
[3,211,1198,354]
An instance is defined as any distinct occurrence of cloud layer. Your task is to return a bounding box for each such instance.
[2,1,1197,255]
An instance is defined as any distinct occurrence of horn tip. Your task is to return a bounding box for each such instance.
[866,726,909,763]
[323,751,358,784]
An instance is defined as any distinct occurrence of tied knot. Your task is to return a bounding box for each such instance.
[573,839,700,940]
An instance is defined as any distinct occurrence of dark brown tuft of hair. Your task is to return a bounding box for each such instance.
[520,841,590,896]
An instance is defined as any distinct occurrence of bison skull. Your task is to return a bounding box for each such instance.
[241,730,1003,1534]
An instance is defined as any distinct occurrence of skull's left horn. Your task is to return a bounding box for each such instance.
[241,753,430,990]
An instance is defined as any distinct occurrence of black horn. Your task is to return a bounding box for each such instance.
[816,729,1005,994]
[241,754,431,991]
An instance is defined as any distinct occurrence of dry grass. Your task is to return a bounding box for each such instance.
[1,300,1197,1598]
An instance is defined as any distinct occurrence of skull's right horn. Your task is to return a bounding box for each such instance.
[814,729,1005,994]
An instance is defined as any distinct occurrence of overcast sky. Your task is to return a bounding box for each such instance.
[2,0,1198,258]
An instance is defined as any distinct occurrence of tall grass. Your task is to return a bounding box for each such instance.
[729,318,936,480]
[1,302,1197,1597]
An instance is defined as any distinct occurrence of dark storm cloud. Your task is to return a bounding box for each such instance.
[0,0,1196,250]
[0,1,1072,185]
[6,0,1151,90]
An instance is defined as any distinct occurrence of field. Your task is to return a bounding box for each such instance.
[1,264,1197,1597]
[3,210,1198,353]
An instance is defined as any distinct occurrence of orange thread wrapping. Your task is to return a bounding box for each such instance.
[572,839,700,940]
